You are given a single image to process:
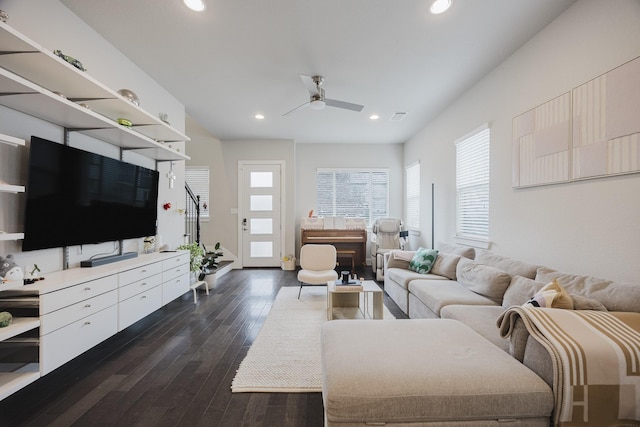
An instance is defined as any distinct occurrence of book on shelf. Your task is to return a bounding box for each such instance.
[334,280,363,292]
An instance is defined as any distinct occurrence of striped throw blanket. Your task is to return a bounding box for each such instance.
[498,307,640,426]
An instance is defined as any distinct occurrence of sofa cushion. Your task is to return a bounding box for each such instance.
[456,258,512,304]
[437,241,475,259]
[571,294,608,311]
[440,305,509,352]
[523,279,574,309]
[386,250,415,270]
[503,276,545,308]
[430,252,461,280]
[386,268,447,291]
[536,267,640,312]
[475,249,539,279]
[321,319,553,426]
[408,248,438,274]
[409,279,498,317]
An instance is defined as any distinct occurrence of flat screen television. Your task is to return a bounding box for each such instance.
[22,136,159,251]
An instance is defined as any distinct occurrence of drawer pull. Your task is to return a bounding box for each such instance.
[84,321,91,325]
[84,287,91,291]
[141,282,147,286]
[141,269,147,273]
[85,304,91,308]
[141,295,147,299]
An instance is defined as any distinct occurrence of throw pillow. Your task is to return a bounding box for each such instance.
[430,252,461,280]
[571,294,608,311]
[523,279,574,309]
[408,248,439,274]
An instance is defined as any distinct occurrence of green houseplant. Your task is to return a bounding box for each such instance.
[176,242,205,277]
[201,242,223,274]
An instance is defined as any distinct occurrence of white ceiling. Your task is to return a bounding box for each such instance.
[61,0,575,144]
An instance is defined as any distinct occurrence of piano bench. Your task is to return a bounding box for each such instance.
[336,249,356,271]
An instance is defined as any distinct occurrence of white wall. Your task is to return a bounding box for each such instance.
[0,0,187,272]
[295,143,405,260]
[404,0,640,283]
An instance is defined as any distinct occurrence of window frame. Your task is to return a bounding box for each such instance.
[405,161,420,230]
[454,124,490,244]
[315,168,389,227]
[185,166,210,220]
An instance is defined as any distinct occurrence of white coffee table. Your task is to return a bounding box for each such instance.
[327,280,384,320]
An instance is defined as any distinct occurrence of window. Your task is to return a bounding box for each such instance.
[405,161,420,230]
[185,166,210,219]
[455,125,490,241]
[316,168,389,226]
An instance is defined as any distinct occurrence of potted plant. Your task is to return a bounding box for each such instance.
[176,242,205,282]
[201,242,223,274]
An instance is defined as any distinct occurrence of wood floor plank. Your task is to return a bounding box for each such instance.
[0,267,405,426]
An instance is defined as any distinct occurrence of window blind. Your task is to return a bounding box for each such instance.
[316,168,389,226]
[455,126,490,240]
[405,161,420,229]
[185,166,210,219]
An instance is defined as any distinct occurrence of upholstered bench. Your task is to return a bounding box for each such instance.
[321,319,553,426]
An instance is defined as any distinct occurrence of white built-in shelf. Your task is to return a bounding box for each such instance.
[0,184,25,193]
[0,21,190,161]
[0,364,40,401]
[0,233,24,241]
[0,132,25,147]
[0,318,40,342]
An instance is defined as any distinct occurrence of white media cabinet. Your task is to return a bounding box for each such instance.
[0,250,190,400]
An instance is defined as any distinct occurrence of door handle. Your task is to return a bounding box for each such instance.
[242,218,248,231]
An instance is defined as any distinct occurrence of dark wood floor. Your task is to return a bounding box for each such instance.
[0,267,407,427]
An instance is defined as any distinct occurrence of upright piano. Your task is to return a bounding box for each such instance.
[300,228,367,268]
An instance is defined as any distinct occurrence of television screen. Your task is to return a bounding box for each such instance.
[22,136,159,251]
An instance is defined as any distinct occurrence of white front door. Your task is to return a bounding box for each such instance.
[239,162,283,267]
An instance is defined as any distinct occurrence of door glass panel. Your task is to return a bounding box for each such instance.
[250,195,272,211]
[250,218,272,234]
[251,172,273,188]
[250,241,273,258]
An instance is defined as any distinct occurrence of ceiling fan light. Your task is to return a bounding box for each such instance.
[430,0,451,14]
[310,99,326,110]
[183,0,205,12]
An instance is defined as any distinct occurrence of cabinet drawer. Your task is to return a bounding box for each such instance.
[163,273,190,305]
[40,275,117,315]
[162,255,190,280]
[40,289,117,335]
[119,273,162,302]
[40,305,117,375]
[118,285,162,331]
[119,262,162,286]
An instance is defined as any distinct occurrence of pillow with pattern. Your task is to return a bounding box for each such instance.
[523,279,574,309]
[408,248,439,274]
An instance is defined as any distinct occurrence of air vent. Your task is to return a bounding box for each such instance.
[390,112,407,121]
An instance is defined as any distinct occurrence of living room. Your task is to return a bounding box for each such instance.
[0,0,639,425]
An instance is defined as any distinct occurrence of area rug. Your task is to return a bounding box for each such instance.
[231,284,395,393]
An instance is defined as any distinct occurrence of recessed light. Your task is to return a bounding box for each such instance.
[254,114,265,120]
[430,0,451,14]
[369,114,380,120]
[183,0,205,12]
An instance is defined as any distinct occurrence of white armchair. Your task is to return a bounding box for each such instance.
[370,218,404,281]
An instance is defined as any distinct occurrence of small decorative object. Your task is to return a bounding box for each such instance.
[30,264,41,278]
[117,89,140,106]
[0,312,12,328]
[0,254,24,283]
[53,91,67,99]
[166,162,176,189]
[143,236,156,254]
[159,113,170,125]
[163,202,172,210]
[78,103,91,110]
[53,49,86,71]
[0,9,9,23]
[117,118,132,128]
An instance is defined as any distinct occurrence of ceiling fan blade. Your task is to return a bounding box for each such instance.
[283,101,310,116]
[299,74,320,95]
[325,98,364,112]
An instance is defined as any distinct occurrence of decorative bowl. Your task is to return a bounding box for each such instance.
[117,118,132,128]
[0,9,8,22]
[117,89,140,106]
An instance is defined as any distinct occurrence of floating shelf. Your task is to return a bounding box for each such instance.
[0,184,25,193]
[0,365,40,401]
[0,21,189,161]
[0,132,25,147]
[0,233,24,241]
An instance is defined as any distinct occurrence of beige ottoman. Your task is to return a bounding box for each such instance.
[321,319,553,426]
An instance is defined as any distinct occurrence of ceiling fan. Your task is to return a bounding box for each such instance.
[283,75,364,116]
